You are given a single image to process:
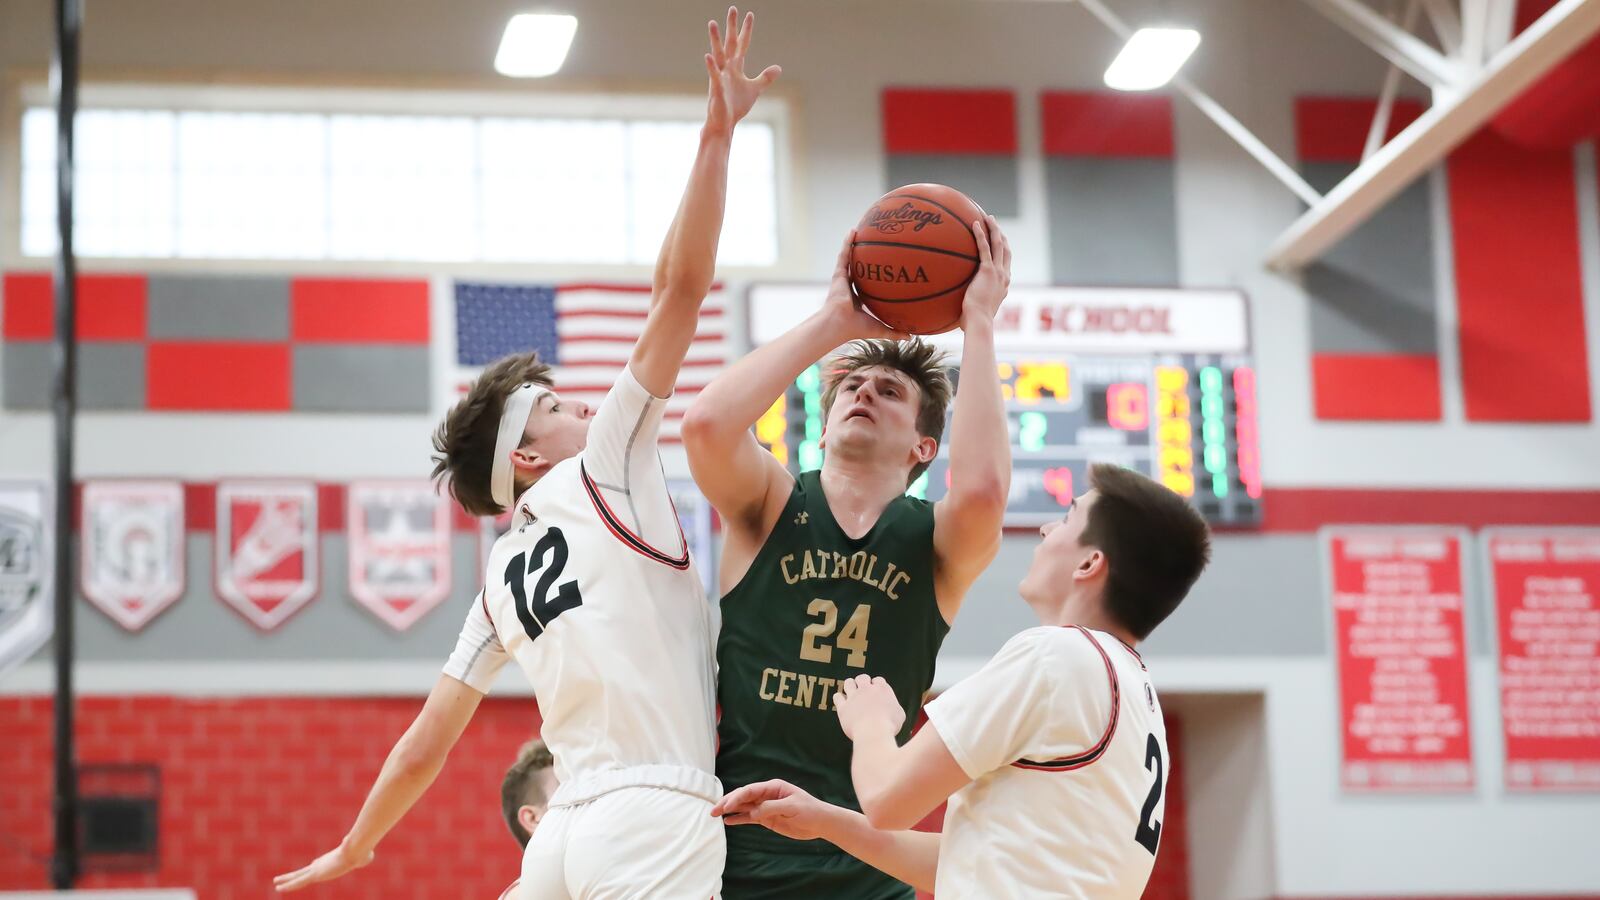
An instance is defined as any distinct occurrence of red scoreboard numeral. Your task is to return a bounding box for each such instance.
[1043,467,1074,508]
[1106,382,1150,432]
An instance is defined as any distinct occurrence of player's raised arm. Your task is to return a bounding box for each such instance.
[628,7,779,398]
[682,237,905,531]
[931,215,1013,620]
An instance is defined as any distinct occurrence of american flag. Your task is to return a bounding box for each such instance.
[453,281,728,442]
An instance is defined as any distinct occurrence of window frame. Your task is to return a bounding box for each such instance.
[0,76,803,277]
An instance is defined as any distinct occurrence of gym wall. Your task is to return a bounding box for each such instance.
[1,0,1597,898]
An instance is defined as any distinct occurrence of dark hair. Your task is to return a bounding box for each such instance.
[1079,463,1212,640]
[820,338,952,486]
[431,351,554,516]
[500,739,555,848]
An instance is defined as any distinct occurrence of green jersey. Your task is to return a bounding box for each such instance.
[716,469,950,873]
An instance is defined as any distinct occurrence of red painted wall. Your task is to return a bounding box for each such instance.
[1,697,540,899]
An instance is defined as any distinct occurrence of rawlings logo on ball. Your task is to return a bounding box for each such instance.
[864,202,943,234]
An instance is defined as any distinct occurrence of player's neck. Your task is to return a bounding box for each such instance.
[818,460,909,539]
[1053,596,1139,647]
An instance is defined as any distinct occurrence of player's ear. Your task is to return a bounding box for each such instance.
[1075,550,1107,582]
[511,448,553,482]
[518,804,544,833]
[912,435,937,464]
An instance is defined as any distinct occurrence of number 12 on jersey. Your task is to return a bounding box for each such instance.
[505,526,584,640]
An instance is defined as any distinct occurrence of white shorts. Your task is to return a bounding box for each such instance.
[517,784,725,899]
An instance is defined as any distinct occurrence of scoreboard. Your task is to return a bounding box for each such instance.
[748,285,1262,527]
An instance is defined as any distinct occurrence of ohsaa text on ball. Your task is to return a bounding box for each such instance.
[852,261,931,284]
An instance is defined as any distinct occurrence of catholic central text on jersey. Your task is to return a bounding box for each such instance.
[778,548,913,599]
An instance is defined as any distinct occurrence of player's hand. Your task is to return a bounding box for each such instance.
[821,234,910,344]
[834,674,906,741]
[961,214,1011,328]
[712,779,836,842]
[273,843,374,893]
[705,7,781,135]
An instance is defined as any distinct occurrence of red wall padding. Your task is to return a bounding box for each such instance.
[1311,354,1443,421]
[0,696,542,898]
[1294,97,1425,163]
[1448,129,1592,422]
[1040,92,1174,159]
[881,88,1018,155]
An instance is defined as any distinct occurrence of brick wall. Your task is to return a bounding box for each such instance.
[1,696,541,899]
[1,699,1189,899]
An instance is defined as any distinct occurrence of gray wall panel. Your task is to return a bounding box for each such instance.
[2,342,49,408]
[942,533,1330,661]
[80,342,147,409]
[885,154,1020,217]
[1304,162,1438,354]
[147,275,290,340]
[62,529,1500,664]
[73,533,481,662]
[1046,157,1178,285]
[292,345,431,412]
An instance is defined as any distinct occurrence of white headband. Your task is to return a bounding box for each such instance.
[491,383,547,510]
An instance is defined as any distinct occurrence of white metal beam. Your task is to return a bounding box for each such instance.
[1365,0,1422,161]
[1484,0,1520,57]
[1306,0,1464,85]
[1420,0,1463,53]
[1268,0,1600,269]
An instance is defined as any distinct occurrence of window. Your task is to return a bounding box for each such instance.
[20,93,781,266]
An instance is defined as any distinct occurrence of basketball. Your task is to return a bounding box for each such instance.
[850,183,986,335]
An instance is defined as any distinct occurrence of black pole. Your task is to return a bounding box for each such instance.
[49,0,82,890]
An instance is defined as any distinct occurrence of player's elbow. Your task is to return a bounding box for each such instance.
[655,266,713,305]
[949,475,1009,517]
[862,795,919,832]
[392,731,451,775]
[681,397,731,448]
[857,784,917,831]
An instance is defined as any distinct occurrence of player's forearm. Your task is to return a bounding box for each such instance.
[946,314,1011,508]
[631,129,733,397]
[653,127,732,298]
[814,804,941,893]
[339,737,448,858]
[687,308,854,443]
[850,730,924,831]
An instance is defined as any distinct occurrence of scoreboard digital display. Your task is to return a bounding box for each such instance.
[748,285,1262,527]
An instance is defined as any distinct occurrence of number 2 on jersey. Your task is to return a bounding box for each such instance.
[1134,732,1165,855]
[799,599,871,667]
[505,526,584,641]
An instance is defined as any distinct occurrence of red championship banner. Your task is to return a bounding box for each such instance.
[347,481,452,631]
[1484,529,1600,792]
[215,481,319,630]
[1325,528,1474,791]
[81,480,185,631]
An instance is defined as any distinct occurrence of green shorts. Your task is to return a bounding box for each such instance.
[722,842,916,900]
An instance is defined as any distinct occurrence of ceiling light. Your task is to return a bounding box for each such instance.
[495,14,578,78]
[1104,27,1200,91]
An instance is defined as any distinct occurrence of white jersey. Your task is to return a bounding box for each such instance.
[444,365,720,806]
[924,625,1167,899]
